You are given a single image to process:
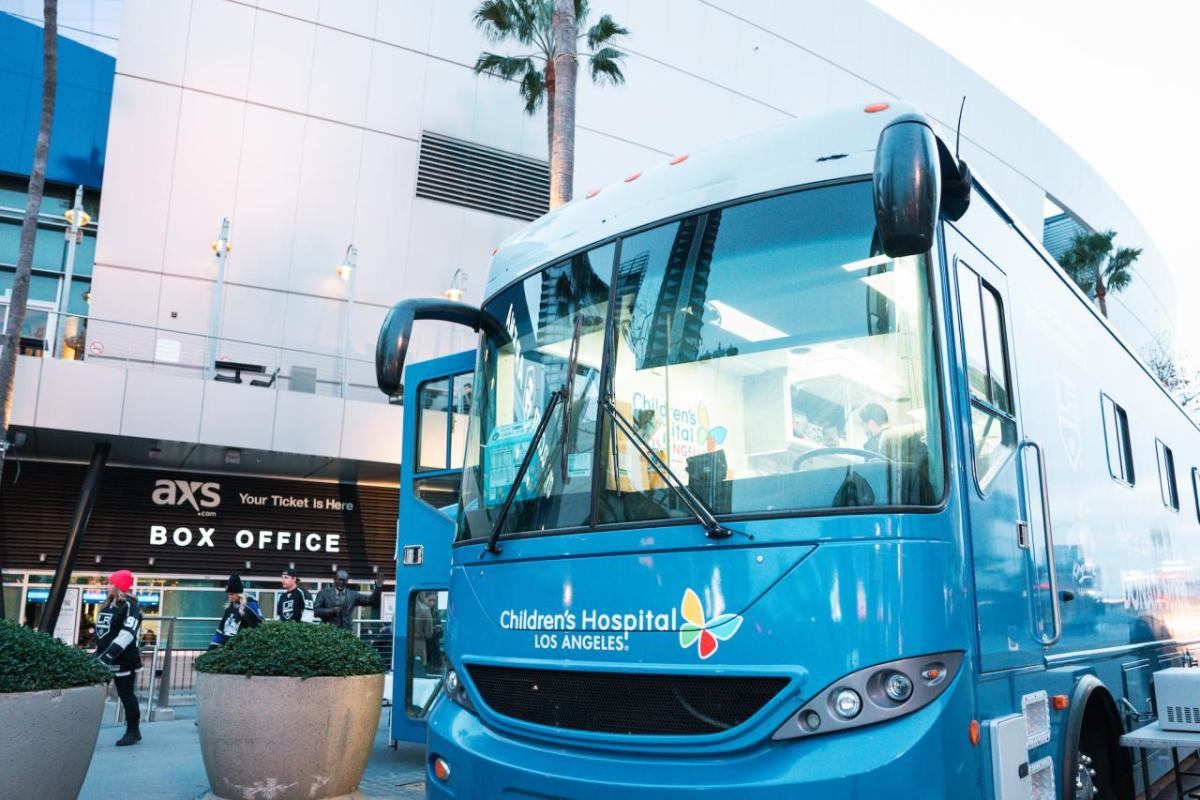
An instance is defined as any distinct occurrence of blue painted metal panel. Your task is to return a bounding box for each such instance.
[0,13,114,188]
[391,350,477,745]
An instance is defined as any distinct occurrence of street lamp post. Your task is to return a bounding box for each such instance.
[337,245,357,398]
[53,185,90,357]
[205,218,232,378]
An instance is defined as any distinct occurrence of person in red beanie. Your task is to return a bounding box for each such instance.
[94,569,144,746]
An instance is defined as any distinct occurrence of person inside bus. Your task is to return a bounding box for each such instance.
[858,402,890,452]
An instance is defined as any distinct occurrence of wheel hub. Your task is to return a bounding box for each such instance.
[1074,752,1098,800]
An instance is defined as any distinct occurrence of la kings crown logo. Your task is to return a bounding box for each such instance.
[152,479,221,515]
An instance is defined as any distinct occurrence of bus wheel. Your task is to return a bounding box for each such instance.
[1064,677,1134,800]
[1073,752,1098,800]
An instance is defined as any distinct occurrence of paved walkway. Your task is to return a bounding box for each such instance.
[80,704,426,799]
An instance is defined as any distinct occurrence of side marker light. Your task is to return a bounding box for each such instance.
[864,102,890,113]
[433,756,451,781]
[624,172,641,182]
[969,720,980,746]
[586,188,600,199]
[670,154,689,165]
[1052,695,1069,711]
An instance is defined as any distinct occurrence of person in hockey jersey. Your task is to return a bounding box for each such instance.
[276,568,315,622]
[209,574,263,648]
[314,569,382,630]
[94,569,144,746]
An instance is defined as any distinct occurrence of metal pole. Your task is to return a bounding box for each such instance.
[39,441,109,633]
[156,617,174,712]
[340,245,357,398]
[205,218,230,379]
[52,185,84,357]
[144,635,159,721]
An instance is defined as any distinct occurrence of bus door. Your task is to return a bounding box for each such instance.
[948,229,1057,672]
[391,350,475,745]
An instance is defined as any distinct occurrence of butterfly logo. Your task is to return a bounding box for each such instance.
[678,588,742,659]
[695,403,727,452]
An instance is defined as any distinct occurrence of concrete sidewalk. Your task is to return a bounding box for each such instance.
[80,707,426,799]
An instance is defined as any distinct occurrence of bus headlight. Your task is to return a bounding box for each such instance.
[443,668,477,713]
[772,651,963,741]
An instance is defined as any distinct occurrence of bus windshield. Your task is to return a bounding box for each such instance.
[457,180,945,542]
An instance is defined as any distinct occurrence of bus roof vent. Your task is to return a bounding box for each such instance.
[415,131,549,221]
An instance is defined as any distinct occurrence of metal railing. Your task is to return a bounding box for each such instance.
[2,310,390,404]
[117,616,394,713]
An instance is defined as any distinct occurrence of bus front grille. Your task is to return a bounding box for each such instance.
[466,664,789,736]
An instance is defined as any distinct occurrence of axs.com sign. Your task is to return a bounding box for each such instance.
[151,479,221,516]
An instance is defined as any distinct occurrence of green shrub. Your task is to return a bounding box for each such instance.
[195,622,384,679]
[0,620,112,693]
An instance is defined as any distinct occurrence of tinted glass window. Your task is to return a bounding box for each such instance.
[958,262,1016,490]
[1101,394,1134,486]
[458,244,614,540]
[600,181,944,522]
[1157,439,1178,510]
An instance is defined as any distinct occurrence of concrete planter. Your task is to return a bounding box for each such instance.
[197,672,384,800]
[0,682,107,799]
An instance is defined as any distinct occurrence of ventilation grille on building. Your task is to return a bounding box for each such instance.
[415,131,549,221]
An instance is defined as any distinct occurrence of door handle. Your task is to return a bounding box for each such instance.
[1019,438,1062,647]
[1017,521,1030,550]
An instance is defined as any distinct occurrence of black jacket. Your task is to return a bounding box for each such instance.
[95,597,143,675]
[314,584,381,629]
[276,587,315,622]
[210,596,263,647]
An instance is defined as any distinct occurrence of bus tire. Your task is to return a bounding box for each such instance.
[1062,675,1134,800]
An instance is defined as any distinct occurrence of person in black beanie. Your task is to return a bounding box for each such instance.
[209,574,262,648]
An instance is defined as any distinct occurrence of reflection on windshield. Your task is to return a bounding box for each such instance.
[458,180,946,542]
[457,244,614,541]
[600,182,944,523]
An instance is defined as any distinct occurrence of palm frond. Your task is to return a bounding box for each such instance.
[475,52,537,81]
[473,0,538,44]
[519,67,547,114]
[1104,245,1142,292]
[588,46,626,85]
[586,14,629,49]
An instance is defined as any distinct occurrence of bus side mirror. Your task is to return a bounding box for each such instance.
[375,299,502,397]
[873,118,941,258]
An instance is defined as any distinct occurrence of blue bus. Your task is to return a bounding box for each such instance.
[379,103,1200,799]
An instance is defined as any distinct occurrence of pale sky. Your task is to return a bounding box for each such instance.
[870,1,1200,361]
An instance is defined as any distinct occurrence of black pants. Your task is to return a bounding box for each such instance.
[113,672,140,725]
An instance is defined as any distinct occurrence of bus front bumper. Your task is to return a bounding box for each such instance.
[423,688,974,800]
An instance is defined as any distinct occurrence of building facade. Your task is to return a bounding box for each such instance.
[0,0,1177,640]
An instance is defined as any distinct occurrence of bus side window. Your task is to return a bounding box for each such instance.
[1101,394,1135,486]
[1156,438,1179,510]
[1192,467,1200,523]
[957,262,1016,491]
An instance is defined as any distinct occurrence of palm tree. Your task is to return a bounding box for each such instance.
[1056,229,1142,318]
[0,0,57,620]
[473,0,629,208]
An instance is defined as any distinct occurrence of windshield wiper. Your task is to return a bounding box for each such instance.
[486,313,587,556]
[486,388,564,555]
[601,398,738,540]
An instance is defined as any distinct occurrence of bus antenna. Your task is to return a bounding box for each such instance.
[955,96,966,160]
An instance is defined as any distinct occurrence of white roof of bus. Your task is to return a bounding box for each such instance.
[484,101,928,299]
